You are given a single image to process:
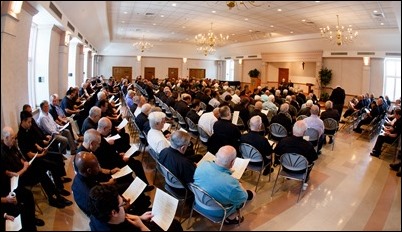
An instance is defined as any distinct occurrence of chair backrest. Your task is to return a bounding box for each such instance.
[304,127,319,142]
[239,143,263,162]
[132,118,146,140]
[280,153,308,172]
[158,162,186,189]
[323,118,338,131]
[149,147,159,161]
[199,102,207,111]
[176,111,186,125]
[185,117,198,132]
[198,126,210,142]
[188,183,226,216]
[269,123,288,138]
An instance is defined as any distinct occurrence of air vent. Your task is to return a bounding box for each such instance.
[135,29,142,32]
[385,52,401,56]
[49,2,62,20]
[357,52,375,55]
[145,13,155,16]
[235,56,244,58]
[224,57,232,59]
[331,52,348,56]
[85,40,88,45]
[248,55,258,58]
[78,33,83,40]
[67,22,75,32]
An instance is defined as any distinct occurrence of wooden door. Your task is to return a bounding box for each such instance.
[278,68,289,84]
[112,66,132,82]
[168,68,178,79]
[189,69,205,80]
[144,67,155,80]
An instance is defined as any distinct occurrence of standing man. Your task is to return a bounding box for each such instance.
[329,85,346,115]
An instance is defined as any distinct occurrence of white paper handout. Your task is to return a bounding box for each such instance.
[111,165,133,179]
[197,152,215,166]
[364,108,370,113]
[152,188,179,231]
[261,109,269,115]
[116,118,128,130]
[162,123,171,132]
[232,111,240,125]
[109,95,115,103]
[45,138,56,150]
[58,122,70,132]
[197,110,204,116]
[124,144,139,159]
[179,128,188,133]
[115,102,121,107]
[117,105,122,113]
[303,136,310,141]
[122,177,147,203]
[105,134,121,143]
[6,214,22,231]
[231,157,250,179]
[28,152,38,166]
[10,176,19,192]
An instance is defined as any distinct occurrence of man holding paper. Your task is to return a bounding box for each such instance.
[88,185,183,231]
[193,145,255,225]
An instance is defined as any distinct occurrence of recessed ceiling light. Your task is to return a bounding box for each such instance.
[152,23,156,26]
[245,18,248,21]
[123,11,128,14]
[290,31,294,33]
[172,3,176,7]
[270,25,274,28]
[121,21,125,23]
[249,30,253,32]
[380,22,384,25]
[277,9,282,12]
[182,26,186,28]
[373,10,378,13]
[301,19,306,22]
[212,10,216,13]
[161,15,164,17]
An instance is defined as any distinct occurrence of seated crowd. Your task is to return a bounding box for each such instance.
[1,75,400,230]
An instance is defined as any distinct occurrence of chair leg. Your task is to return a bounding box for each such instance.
[255,172,262,192]
[271,169,281,197]
[297,181,304,203]
[187,205,195,229]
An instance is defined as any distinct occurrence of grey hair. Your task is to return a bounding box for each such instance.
[249,115,262,131]
[170,131,191,149]
[325,100,333,110]
[141,103,152,115]
[293,120,307,137]
[310,105,320,115]
[148,111,166,129]
[280,103,289,113]
[306,100,313,107]
[2,126,13,139]
[89,106,101,118]
[97,91,106,101]
[83,129,101,145]
[215,146,237,168]
[97,117,111,130]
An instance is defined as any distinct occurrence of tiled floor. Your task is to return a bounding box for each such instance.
[36,123,401,231]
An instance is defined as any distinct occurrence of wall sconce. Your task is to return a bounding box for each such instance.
[302,61,305,70]
[4,1,23,18]
[64,32,71,46]
[137,56,142,62]
[183,58,187,63]
[363,57,370,66]
[238,59,242,65]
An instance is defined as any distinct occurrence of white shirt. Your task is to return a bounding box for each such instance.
[147,128,170,153]
[208,98,220,108]
[37,111,59,135]
[198,112,218,136]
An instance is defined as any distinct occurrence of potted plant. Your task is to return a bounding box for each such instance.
[319,67,332,101]
[248,68,260,78]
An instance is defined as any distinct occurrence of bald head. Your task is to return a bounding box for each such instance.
[310,105,320,116]
[215,145,237,168]
[75,151,100,177]
[97,117,112,136]
[293,120,307,137]
[254,101,263,110]
[141,103,152,115]
[83,129,101,151]
[2,126,16,147]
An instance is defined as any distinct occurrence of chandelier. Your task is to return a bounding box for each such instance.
[195,23,229,56]
[226,1,262,10]
[133,36,153,52]
[320,15,358,46]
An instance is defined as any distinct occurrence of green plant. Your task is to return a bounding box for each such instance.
[248,68,260,78]
[320,92,330,101]
[319,67,332,87]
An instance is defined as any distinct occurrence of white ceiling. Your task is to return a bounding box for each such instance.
[31,1,401,56]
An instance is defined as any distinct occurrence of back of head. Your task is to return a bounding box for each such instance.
[215,145,236,168]
[75,151,99,176]
[141,103,152,115]
[254,101,263,110]
[83,129,101,145]
[219,106,231,119]
[325,100,333,110]
[98,117,112,131]
[148,111,166,128]
[212,107,220,118]
[170,130,191,150]
[279,103,289,113]
[89,185,119,223]
[310,105,320,115]
[306,100,314,108]
[293,120,307,137]
[20,110,33,122]
[89,106,101,118]
[249,115,262,131]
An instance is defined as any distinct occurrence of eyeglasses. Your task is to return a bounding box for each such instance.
[118,201,127,208]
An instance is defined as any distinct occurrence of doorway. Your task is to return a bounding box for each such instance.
[278,68,289,84]
[144,67,155,80]
[168,68,178,79]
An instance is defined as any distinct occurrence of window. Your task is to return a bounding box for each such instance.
[384,58,401,101]
[28,23,38,108]
[225,59,234,81]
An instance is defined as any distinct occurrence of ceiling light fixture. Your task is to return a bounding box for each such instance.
[195,22,229,56]
[226,1,262,10]
[133,36,153,52]
[320,15,358,46]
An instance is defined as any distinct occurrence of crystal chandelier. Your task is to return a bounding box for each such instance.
[133,36,153,52]
[195,23,229,56]
[320,15,358,46]
[226,1,262,10]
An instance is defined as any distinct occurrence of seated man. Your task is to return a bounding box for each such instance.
[370,108,401,158]
[193,145,255,225]
[147,111,171,154]
[81,106,102,135]
[37,100,77,155]
[88,185,183,231]
[240,116,273,176]
[320,100,340,144]
[1,126,72,209]
[274,120,318,185]
[159,131,198,195]
[303,105,325,154]
[72,151,151,217]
